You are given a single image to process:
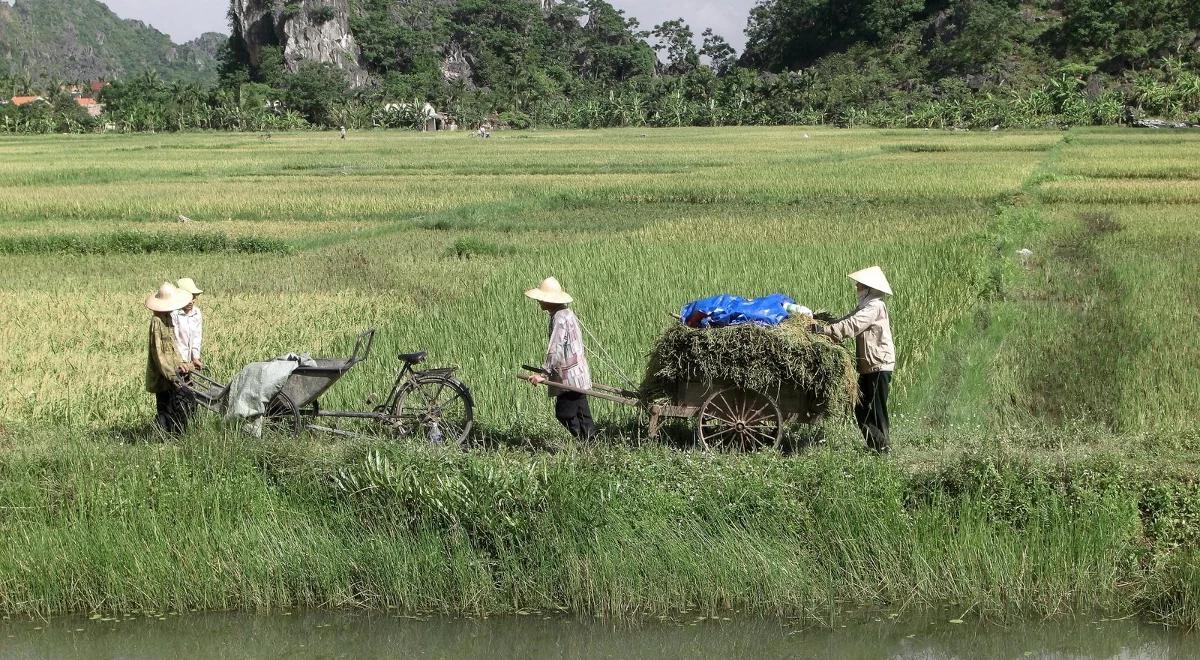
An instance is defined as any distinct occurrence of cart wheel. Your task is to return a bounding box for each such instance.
[696,387,783,452]
[265,392,303,437]
[391,376,474,447]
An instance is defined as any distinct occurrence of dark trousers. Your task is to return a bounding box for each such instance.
[555,392,595,440]
[155,387,195,435]
[855,371,891,453]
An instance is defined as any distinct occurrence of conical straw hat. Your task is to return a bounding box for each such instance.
[524,276,573,304]
[174,277,203,295]
[848,266,893,295]
[145,282,193,312]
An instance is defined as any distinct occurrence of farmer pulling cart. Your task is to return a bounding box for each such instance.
[187,329,474,444]
[519,290,857,451]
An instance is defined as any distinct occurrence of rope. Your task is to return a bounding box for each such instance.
[577,317,645,440]
[577,317,639,392]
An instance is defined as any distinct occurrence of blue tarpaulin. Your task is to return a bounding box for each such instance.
[680,293,796,328]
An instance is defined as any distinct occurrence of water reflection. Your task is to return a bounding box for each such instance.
[0,611,1194,659]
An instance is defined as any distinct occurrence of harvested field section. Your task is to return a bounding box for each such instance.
[950,130,1200,436]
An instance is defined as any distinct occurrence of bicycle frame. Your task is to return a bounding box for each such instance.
[379,361,459,412]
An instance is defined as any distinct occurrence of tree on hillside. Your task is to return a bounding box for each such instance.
[1061,0,1200,70]
[740,0,927,71]
[283,62,349,125]
[651,19,700,76]
[700,28,737,76]
[217,8,252,90]
[450,0,552,89]
[577,0,656,82]
[352,0,450,80]
[924,0,1024,77]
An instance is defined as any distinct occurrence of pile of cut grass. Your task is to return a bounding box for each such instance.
[641,318,857,417]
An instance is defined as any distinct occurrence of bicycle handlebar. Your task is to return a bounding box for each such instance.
[349,329,376,365]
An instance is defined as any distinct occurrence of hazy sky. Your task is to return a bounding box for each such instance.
[101,0,757,51]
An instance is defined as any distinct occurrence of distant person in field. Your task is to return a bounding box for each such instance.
[146,282,195,434]
[525,277,594,439]
[172,278,204,371]
[340,125,347,140]
[813,266,895,453]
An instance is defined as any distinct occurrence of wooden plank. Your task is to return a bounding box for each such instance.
[592,383,641,398]
[651,403,696,419]
[514,375,640,407]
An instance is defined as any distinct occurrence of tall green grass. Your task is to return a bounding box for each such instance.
[1,429,1198,625]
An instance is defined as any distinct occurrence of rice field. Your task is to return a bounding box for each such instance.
[1,127,1196,442]
[2,126,1199,621]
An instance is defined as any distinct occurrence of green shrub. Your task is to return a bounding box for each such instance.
[308,6,337,24]
[499,110,532,130]
[0,232,292,255]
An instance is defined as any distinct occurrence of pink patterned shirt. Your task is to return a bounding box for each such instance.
[543,308,591,396]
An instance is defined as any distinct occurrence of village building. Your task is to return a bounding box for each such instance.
[381,102,456,131]
[75,97,103,117]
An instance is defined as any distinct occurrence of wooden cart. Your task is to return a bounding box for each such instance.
[519,366,827,451]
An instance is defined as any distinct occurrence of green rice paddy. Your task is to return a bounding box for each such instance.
[1,127,1198,624]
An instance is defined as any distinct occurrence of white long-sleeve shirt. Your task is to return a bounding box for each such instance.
[171,306,203,362]
[823,294,894,374]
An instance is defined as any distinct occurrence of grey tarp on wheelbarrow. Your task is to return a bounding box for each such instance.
[224,353,316,437]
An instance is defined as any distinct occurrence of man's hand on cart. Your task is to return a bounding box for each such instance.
[521,364,551,386]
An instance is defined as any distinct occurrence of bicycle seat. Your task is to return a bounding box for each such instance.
[398,351,428,365]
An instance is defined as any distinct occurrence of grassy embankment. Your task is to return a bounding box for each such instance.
[1,128,1198,624]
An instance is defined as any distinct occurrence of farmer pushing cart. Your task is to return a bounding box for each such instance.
[145,281,195,434]
[524,277,595,439]
[811,266,895,453]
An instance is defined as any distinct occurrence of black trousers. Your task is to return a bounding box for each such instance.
[555,392,595,440]
[155,387,195,435]
[855,371,891,453]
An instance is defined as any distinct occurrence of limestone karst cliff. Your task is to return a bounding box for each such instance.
[230,0,367,86]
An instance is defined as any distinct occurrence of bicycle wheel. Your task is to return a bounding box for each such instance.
[391,376,474,446]
[264,392,304,437]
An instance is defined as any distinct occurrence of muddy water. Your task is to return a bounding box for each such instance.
[1,611,1196,659]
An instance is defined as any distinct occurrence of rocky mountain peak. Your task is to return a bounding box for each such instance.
[231,0,368,86]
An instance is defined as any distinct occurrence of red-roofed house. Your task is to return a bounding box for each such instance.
[75,97,103,117]
[11,96,46,106]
